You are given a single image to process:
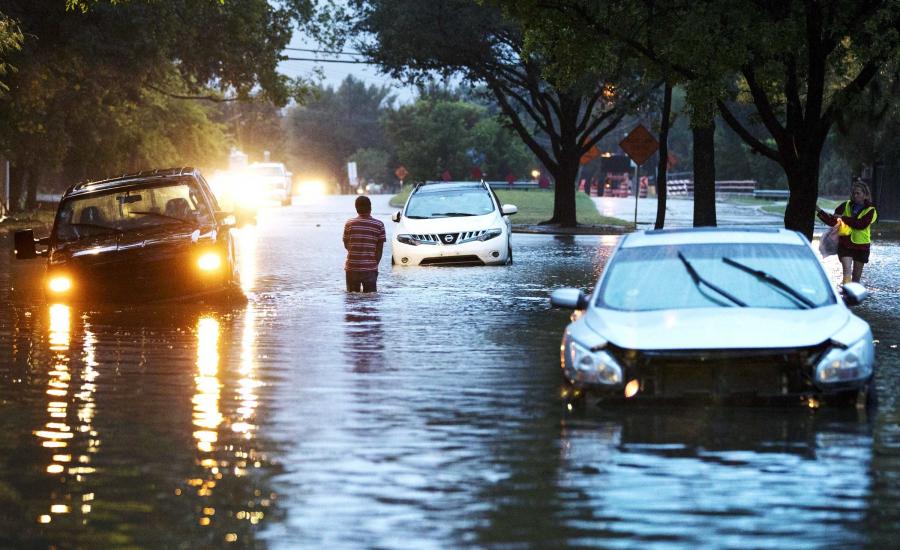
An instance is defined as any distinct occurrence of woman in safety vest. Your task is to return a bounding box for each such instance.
[816,179,877,285]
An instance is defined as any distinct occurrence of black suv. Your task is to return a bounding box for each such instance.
[14,167,242,302]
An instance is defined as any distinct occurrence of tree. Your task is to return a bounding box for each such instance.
[0,9,22,95]
[383,98,485,182]
[496,1,751,229]
[0,0,311,209]
[711,1,900,239]
[315,0,650,226]
[350,147,391,185]
[285,76,395,192]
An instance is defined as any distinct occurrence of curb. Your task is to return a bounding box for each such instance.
[512,224,630,235]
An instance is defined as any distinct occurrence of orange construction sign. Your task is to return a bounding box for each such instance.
[619,124,659,166]
[580,145,602,165]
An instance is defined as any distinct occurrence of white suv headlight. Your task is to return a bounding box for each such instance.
[477,228,502,241]
[566,339,623,385]
[815,334,874,385]
[396,234,419,246]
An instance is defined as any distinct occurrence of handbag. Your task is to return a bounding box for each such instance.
[819,223,840,257]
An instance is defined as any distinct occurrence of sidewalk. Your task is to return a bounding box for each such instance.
[591,196,783,228]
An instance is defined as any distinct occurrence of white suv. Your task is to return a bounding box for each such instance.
[391,181,517,266]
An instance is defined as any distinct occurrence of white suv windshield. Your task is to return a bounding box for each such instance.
[53,181,212,242]
[597,242,835,311]
[405,187,495,218]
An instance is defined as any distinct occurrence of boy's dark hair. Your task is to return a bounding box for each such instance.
[355,195,372,214]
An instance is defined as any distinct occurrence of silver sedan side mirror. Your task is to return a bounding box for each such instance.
[550,288,588,310]
[841,282,868,306]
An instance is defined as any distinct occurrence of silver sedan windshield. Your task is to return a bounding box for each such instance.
[597,243,836,311]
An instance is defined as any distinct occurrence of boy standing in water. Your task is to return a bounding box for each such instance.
[343,196,386,292]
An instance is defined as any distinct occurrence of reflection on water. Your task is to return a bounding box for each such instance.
[553,408,874,547]
[343,294,385,373]
[33,304,100,526]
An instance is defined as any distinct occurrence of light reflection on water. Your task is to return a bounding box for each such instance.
[1,199,899,548]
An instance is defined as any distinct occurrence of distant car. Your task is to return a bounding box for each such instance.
[244,162,293,207]
[551,227,876,408]
[13,167,242,302]
[391,181,517,266]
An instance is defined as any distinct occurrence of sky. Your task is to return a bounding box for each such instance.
[277,31,418,104]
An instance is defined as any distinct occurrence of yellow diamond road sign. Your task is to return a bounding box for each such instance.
[619,124,659,166]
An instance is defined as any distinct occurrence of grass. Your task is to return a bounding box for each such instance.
[389,186,627,226]
[0,207,56,233]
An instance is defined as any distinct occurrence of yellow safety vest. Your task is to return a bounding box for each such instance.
[841,201,877,245]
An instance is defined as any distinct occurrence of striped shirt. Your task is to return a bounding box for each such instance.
[343,215,386,272]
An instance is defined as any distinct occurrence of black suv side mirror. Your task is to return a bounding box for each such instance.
[215,211,237,228]
[14,229,38,259]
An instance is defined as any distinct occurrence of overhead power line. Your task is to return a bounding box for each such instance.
[285,47,363,56]
[283,56,376,64]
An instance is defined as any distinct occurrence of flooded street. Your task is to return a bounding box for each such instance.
[1,194,898,548]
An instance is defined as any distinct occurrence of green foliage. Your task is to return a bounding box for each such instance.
[285,75,395,185]
[0,0,309,207]
[350,147,391,184]
[0,10,23,94]
[384,99,485,181]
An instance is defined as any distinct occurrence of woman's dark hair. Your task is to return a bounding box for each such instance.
[355,195,371,214]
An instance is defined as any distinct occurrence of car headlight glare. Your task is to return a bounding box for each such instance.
[477,228,503,242]
[567,340,623,385]
[48,275,73,293]
[815,336,874,384]
[197,252,222,271]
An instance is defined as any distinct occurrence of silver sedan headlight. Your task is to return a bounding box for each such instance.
[565,339,623,385]
[815,334,874,385]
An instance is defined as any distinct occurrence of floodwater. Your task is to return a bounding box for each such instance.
[0,195,898,549]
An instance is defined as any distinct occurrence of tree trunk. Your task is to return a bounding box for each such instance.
[545,156,579,227]
[692,122,716,227]
[25,168,39,211]
[783,157,820,240]
[655,82,673,229]
[10,165,29,213]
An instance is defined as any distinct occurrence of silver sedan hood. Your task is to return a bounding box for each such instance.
[583,305,852,350]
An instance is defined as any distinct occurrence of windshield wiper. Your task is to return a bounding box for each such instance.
[129,210,196,226]
[69,222,124,234]
[431,212,475,217]
[677,251,747,307]
[721,256,814,309]
[405,215,429,219]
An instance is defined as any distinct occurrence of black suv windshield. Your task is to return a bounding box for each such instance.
[53,180,212,242]
[405,187,495,218]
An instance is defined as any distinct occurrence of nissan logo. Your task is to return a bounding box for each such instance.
[443,234,454,243]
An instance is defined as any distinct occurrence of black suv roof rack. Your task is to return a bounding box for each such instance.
[71,167,198,193]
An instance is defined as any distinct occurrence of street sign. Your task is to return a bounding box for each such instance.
[580,145,602,165]
[395,165,408,180]
[347,161,358,187]
[619,124,659,166]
